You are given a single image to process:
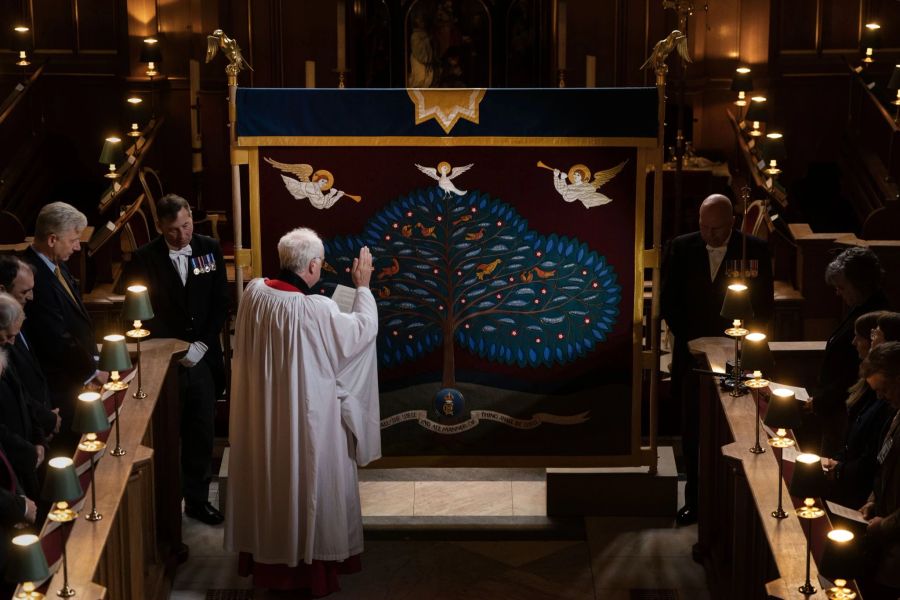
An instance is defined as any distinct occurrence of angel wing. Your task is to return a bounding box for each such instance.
[415,164,439,181]
[265,157,313,181]
[448,163,474,180]
[205,34,220,64]
[591,161,628,189]
[675,34,692,63]
[280,175,311,201]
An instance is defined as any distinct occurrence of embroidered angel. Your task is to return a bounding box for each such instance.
[265,157,361,210]
[415,161,473,198]
[538,160,628,209]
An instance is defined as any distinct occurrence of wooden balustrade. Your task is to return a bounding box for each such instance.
[16,338,187,600]
[691,336,858,599]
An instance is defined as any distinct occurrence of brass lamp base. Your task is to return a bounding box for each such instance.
[110,446,126,457]
[14,590,44,599]
[133,390,147,399]
[57,584,76,597]
[827,585,856,599]
[763,166,782,176]
[48,508,78,523]
[771,507,788,519]
[103,381,129,391]
[746,378,769,453]
[85,509,102,522]
[78,439,107,453]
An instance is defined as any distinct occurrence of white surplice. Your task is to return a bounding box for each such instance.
[225,278,380,565]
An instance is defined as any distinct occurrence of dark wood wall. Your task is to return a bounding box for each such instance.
[1,0,898,237]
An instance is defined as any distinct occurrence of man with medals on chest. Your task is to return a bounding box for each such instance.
[126,194,229,526]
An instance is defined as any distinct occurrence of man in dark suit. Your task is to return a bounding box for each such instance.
[0,255,59,441]
[22,202,101,452]
[126,194,229,526]
[661,194,774,525]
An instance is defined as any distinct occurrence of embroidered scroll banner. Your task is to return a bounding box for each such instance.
[238,87,659,466]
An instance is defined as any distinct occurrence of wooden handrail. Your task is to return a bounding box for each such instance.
[727,109,788,209]
[97,116,166,215]
[0,63,45,126]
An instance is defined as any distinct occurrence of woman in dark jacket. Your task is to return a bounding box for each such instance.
[822,311,896,507]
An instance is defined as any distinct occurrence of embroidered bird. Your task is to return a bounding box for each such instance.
[378,286,391,298]
[378,258,400,279]
[475,259,501,281]
[640,30,691,72]
[401,224,413,238]
[453,215,473,225]
[415,161,474,198]
[520,270,534,283]
[465,228,485,241]
[321,261,337,274]
[532,266,557,279]
[416,222,436,238]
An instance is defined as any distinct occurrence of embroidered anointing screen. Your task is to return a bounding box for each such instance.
[237,87,659,467]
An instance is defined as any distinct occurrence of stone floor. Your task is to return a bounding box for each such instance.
[170,476,709,600]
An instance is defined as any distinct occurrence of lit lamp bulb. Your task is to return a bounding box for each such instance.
[101,334,130,392]
[142,38,160,76]
[127,97,143,137]
[733,67,752,106]
[764,132,784,176]
[863,23,880,64]
[10,534,49,600]
[824,529,858,600]
[14,25,30,66]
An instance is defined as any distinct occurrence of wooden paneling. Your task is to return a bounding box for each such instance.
[33,0,76,51]
[78,0,118,51]
[820,0,860,51]
[775,0,818,53]
[566,0,617,88]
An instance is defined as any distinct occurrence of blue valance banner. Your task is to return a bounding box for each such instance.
[236,87,658,139]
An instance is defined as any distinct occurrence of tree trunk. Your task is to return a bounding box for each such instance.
[442,323,456,388]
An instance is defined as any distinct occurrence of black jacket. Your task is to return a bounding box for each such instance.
[125,234,229,393]
[661,230,774,380]
[21,246,97,422]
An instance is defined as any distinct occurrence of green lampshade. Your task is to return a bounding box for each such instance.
[762,133,787,163]
[721,283,754,321]
[764,388,801,430]
[140,37,162,64]
[745,97,768,123]
[790,453,827,499]
[72,392,110,434]
[99,334,133,372]
[123,285,154,321]
[819,529,862,582]
[42,457,84,502]
[5,534,49,584]
[861,23,883,51]
[98,136,125,166]
[742,332,774,373]
[888,65,900,91]
[731,68,753,92]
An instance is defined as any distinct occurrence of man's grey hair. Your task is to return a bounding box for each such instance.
[278,228,323,273]
[825,246,883,298]
[0,292,24,330]
[34,202,88,241]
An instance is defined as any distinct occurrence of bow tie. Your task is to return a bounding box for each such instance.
[169,246,193,258]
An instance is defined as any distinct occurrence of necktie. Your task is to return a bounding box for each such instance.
[169,246,192,286]
[55,265,78,304]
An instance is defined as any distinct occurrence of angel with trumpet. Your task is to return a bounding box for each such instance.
[537,160,628,208]
[265,157,362,210]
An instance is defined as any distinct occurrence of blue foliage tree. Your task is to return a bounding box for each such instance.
[323,187,622,388]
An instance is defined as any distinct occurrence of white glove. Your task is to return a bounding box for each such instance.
[179,341,209,367]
